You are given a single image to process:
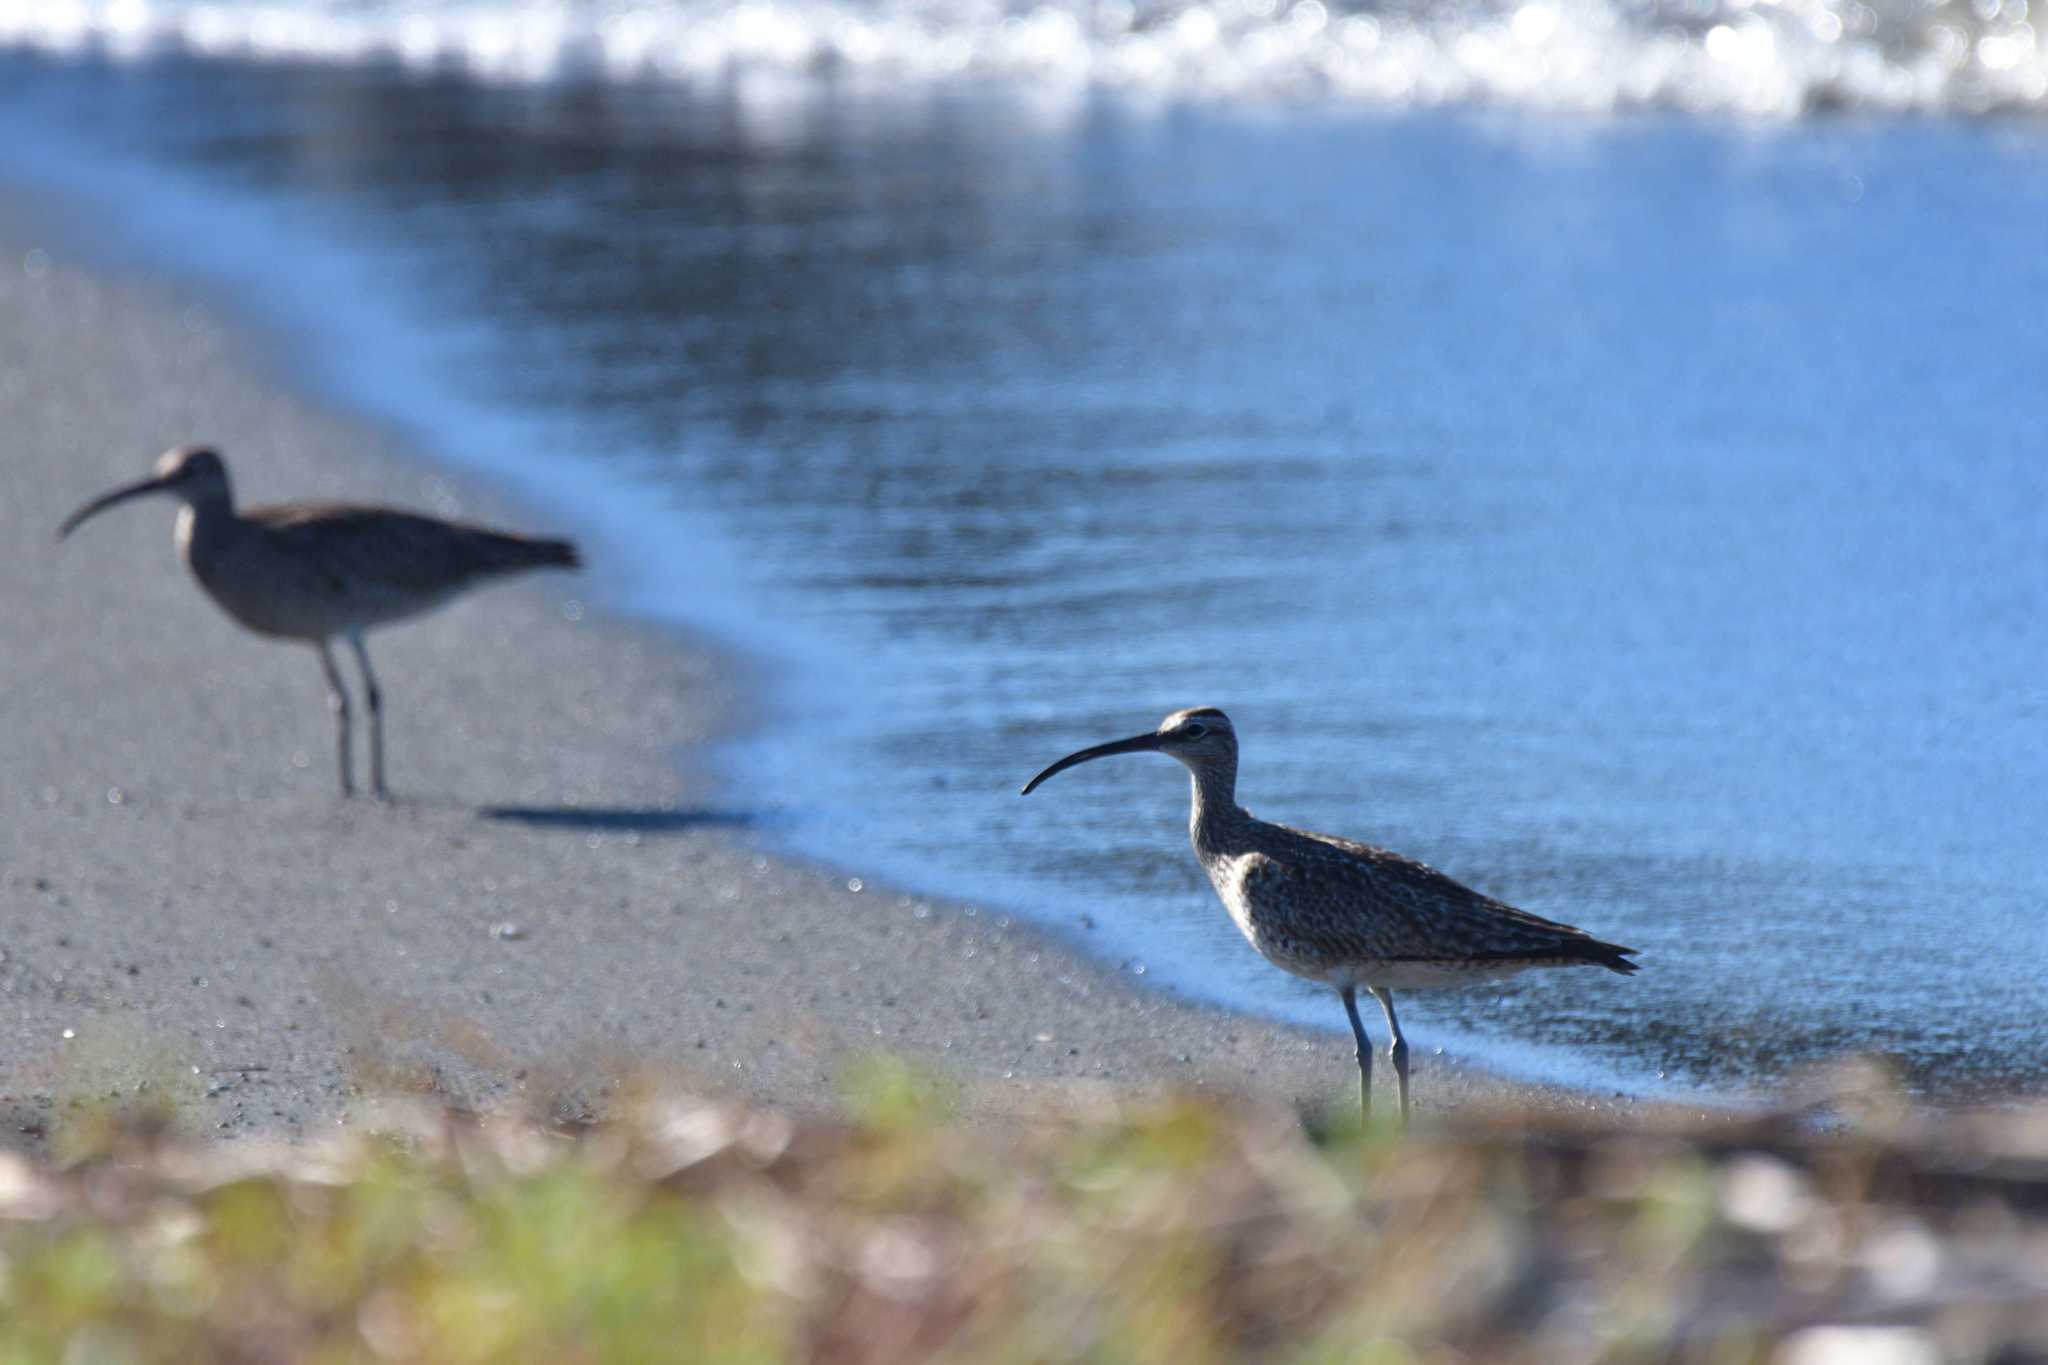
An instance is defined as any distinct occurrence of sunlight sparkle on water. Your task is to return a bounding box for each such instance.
[4,0,2048,111]
[1512,3,1560,44]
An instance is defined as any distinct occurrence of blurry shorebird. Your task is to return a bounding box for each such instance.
[1022,708,1638,1121]
[59,445,581,800]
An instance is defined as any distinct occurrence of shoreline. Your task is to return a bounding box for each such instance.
[0,183,1669,1155]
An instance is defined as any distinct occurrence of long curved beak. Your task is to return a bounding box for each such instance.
[58,474,174,541]
[1021,731,1167,795]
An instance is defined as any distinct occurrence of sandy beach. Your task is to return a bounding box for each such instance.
[0,185,1651,1154]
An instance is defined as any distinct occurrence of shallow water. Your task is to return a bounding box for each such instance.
[1,48,2042,1097]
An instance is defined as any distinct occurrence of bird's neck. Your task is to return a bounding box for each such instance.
[174,495,237,567]
[1187,761,1245,857]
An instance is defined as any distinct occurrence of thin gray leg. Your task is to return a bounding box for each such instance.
[1340,986,1373,1122]
[347,632,387,801]
[316,640,354,798]
[1369,986,1410,1121]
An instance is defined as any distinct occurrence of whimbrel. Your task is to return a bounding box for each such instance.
[1022,708,1638,1120]
[59,445,581,799]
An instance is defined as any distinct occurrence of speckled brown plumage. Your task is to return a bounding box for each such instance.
[60,445,579,798]
[1023,706,1638,1120]
[1203,817,1638,987]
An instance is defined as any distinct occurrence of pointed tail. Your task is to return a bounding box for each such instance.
[1579,939,1641,975]
[521,536,581,571]
[471,531,580,574]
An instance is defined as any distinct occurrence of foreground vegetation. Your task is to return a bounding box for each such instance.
[2,1060,2044,1363]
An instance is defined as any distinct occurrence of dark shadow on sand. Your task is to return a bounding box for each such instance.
[480,806,760,834]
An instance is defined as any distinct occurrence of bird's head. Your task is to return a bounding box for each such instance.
[1021,707,1237,795]
[59,445,232,540]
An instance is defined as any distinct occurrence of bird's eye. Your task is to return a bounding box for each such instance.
[1181,723,1208,739]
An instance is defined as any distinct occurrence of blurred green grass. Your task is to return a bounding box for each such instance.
[0,1059,2043,1363]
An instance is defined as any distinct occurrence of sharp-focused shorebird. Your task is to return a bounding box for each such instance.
[1022,708,1638,1120]
[59,445,581,799]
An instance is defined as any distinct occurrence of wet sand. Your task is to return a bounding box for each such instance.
[0,191,1650,1153]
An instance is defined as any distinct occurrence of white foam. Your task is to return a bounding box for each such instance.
[0,0,2044,113]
